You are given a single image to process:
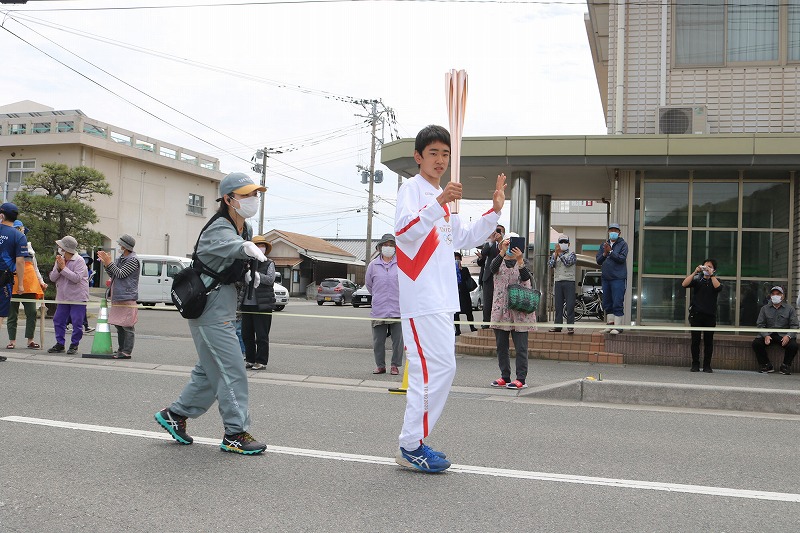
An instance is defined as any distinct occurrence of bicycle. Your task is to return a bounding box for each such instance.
[563,287,605,322]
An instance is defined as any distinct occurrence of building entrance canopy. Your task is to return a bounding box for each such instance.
[381,134,800,202]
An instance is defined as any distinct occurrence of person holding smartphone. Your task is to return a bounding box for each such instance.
[477,225,504,328]
[681,259,722,372]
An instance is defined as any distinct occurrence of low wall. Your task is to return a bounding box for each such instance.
[606,332,800,373]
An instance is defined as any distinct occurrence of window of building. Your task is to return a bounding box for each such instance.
[57,121,74,132]
[187,193,205,216]
[638,171,792,327]
[83,123,106,138]
[675,0,785,66]
[6,160,36,199]
[9,124,26,135]
[32,122,51,134]
[791,0,800,60]
[110,131,131,146]
[159,147,177,159]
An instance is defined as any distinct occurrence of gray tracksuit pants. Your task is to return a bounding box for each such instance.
[171,320,250,435]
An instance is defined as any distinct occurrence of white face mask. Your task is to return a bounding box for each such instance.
[233,196,259,219]
[58,248,65,256]
[559,243,569,251]
[381,246,395,258]
[257,245,267,255]
[771,295,782,304]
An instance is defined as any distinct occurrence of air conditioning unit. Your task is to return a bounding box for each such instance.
[656,105,708,134]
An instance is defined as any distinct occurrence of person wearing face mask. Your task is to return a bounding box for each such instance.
[681,259,722,372]
[365,233,404,375]
[489,233,535,390]
[6,218,43,351]
[751,286,799,375]
[154,172,270,456]
[0,203,29,362]
[596,222,628,334]
[237,234,275,371]
[476,224,504,329]
[48,235,89,355]
[548,233,576,334]
[453,251,478,335]
[97,234,140,359]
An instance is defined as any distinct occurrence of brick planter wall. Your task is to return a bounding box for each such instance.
[605,332,800,373]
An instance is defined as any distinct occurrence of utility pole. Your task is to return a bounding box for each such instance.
[356,99,393,264]
[252,147,281,234]
[365,100,378,264]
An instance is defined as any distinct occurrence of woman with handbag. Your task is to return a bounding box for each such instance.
[489,234,536,390]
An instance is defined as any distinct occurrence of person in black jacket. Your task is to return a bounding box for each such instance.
[454,252,478,335]
[476,224,504,328]
[238,235,276,371]
[681,258,722,373]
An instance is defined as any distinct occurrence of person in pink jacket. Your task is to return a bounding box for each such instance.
[48,235,89,355]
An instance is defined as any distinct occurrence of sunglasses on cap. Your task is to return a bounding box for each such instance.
[558,239,569,244]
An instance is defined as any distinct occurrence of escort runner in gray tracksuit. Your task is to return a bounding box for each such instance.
[172,217,255,434]
[155,171,269,455]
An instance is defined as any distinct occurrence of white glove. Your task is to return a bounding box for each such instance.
[244,271,261,288]
[242,241,267,262]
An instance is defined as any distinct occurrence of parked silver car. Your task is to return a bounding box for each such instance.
[317,277,358,306]
[352,286,371,308]
[469,275,482,310]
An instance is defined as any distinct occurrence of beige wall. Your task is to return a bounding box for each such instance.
[606,3,800,135]
[0,143,220,257]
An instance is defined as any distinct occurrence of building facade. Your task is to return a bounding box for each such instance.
[0,101,224,260]
[382,1,800,328]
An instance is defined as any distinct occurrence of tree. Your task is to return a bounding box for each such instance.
[14,163,113,259]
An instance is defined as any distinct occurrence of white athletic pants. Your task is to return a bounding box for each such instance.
[398,313,457,451]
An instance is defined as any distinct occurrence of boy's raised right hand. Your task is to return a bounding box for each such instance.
[437,182,462,206]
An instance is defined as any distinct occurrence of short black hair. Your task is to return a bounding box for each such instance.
[703,258,717,270]
[1,210,18,222]
[414,125,450,156]
[454,252,463,260]
[496,224,505,232]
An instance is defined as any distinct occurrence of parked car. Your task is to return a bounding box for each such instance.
[352,286,371,308]
[136,254,192,307]
[580,270,602,296]
[469,275,482,310]
[317,277,358,306]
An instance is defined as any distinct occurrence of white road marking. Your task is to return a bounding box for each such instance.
[3,415,799,503]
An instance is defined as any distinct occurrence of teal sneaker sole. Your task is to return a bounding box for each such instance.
[154,412,192,445]
[219,444,266,455]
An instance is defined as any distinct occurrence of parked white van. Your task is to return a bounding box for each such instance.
[136,255,192,306]
[136,255,289,310]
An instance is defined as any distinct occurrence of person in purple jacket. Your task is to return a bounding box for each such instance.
[48,235,89,355]
[365,233,404,375]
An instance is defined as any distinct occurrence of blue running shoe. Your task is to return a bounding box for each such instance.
[154,408,193,445]
[396,444,451,473]
[421,443,446,459]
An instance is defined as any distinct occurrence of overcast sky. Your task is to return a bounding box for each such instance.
[0,0,606,240]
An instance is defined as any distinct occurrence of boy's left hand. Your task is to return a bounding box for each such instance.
[493,173,507,214]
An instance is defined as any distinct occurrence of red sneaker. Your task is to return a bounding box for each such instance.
[490,378,508,388]
[373,367,386,374]
[390,365,399,375]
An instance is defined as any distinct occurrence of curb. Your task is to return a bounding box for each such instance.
[522,378,800,415]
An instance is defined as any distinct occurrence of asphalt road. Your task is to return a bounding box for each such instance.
[1,300,799,532]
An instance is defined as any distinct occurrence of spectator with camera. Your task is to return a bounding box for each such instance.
[752,286,798,375]
[681,259,722,372]
[548,233,576,334]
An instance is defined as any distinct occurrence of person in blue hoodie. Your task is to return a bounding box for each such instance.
[596,222,628,335]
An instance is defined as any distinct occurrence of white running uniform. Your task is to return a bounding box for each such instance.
[395,174,500,450]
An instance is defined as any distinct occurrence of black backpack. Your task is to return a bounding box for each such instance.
[171,215,250,319]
